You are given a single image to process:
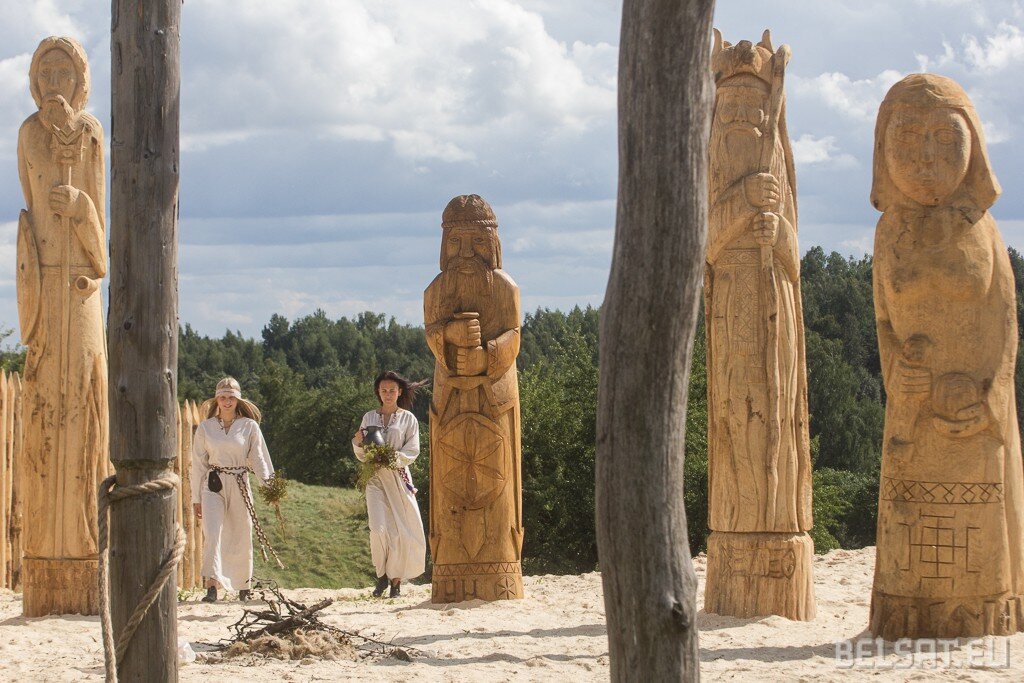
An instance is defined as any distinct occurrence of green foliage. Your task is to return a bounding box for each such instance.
[810,467,879,552]
[684,326,709,555]
[1008,247,1024,432]
[0,325,25,373]
[800,248,884,474]
[519,314,599,574]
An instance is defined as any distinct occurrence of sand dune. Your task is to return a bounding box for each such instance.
[1,547,1022,681]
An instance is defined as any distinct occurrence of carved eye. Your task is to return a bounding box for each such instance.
[473,237,485,244]
[935,128,959,145]
[896,128,922,143]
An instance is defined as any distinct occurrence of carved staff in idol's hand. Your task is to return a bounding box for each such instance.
[756,41,790,526]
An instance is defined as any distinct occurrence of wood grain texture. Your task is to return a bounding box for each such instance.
[425,195,524,603]
[16,37,111,616]
[595,1,715,680]
[703,30,815,621]
[109,0,181,678]
[869,74,1024,640]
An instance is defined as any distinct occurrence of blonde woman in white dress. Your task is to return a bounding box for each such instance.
[192,377,274,602]
[352,371,428,597]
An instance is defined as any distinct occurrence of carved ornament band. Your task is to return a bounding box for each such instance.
[719,248,761,266]
[432,561,521,577]
[882,477,1003,504]
[441,219,497,230]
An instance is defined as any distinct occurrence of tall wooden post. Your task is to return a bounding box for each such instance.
[595,0,715,680]
[109,0,181,680]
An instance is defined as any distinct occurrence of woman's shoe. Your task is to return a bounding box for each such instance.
[389,581,401,598]
[201,586,217,603]
[238,590,251,602]
[372,575,389,598]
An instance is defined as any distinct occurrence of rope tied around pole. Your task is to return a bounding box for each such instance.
[98,473,186,683]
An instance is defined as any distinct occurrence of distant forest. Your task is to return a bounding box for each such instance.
[4,247,1023,575]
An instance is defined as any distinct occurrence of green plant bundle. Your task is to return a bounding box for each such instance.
[259,471,290,506]
[355,443,398,491]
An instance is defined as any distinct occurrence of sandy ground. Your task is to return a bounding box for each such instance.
[2,547,1023,681]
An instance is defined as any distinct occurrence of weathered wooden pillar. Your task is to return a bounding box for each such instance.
[595,0,715,680]
[109,0,181,679]
[10,373,23,590]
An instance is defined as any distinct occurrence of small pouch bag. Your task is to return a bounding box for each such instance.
[208,469,223,493]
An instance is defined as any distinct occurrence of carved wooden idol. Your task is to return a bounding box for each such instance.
[870,74,1024,639]
[424,194,524,603]
[16,37,109,616]
[702,30,815,620]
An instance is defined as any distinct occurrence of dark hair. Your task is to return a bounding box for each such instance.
[374,371,429,411]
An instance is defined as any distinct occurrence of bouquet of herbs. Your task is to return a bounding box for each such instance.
[356,443,399,491]
[258,471,289,533]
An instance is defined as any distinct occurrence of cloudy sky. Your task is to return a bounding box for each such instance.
[0,0,1022,339]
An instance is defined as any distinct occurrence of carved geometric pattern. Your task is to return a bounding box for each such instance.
[882,477,1003,504]
[495,576,517,599]
[898,510,980,582]
[720,248,760,266]
[432,561,521,577]
[438,412,507,511]
[724,546,796,579]
[733,269,759,345]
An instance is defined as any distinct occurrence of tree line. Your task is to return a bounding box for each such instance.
[3,247,1021,574]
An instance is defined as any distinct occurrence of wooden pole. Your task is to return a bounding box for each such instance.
[1,371,8,589]
[10,373,23,590]
[109,0,181,679]
[595,1,715,680]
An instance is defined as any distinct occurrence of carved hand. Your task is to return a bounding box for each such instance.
[753,212,779,246]
[444,316,482,348]
[456,346,488,376]
[743,172,780,209]
[894,361,931,394]
[49,184,85,219]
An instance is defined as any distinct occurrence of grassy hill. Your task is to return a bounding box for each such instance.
[250,481,377,589]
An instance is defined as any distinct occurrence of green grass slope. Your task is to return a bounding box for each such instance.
[250,481,375,589]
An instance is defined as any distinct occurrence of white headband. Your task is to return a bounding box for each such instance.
[216,388,241,399]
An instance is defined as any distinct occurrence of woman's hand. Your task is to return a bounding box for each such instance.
[353,429,364,446]
[193,502,202,519]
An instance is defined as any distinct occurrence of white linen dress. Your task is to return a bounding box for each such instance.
[353,408,426,580]
[191,416,274,591]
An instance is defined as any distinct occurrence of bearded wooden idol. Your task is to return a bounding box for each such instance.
[424,194,524,603]
[16,37,109,616]
[870,74,1024,639]
[702,30,815,621]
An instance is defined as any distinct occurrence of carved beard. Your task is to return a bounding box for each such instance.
[709,121,762,198]
[40,95,76,132]
[441,256,493,292]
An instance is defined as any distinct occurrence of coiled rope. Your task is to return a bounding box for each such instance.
[98,473,186,683]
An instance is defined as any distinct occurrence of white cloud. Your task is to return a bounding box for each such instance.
[963,21,1024,71]
[790,134,858,168]
[181,0,615,164]
[792,70,905,123]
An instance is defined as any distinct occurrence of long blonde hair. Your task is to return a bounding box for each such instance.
[201,377,262,422]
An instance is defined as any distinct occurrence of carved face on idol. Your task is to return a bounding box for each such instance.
[712,82,769,162]
[884,107,971,206]
[443,227,493,274]
[36,49,77,102]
